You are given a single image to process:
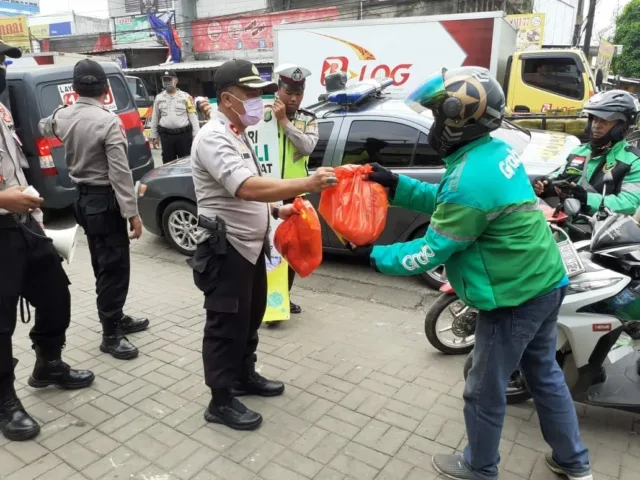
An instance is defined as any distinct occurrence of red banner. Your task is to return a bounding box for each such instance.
[193,7,340,53]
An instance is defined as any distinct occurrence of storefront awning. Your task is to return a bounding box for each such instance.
[123,59,273,74]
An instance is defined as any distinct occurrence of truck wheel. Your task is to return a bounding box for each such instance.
[161,200,198,256]
[463,353,532,405]
[411,225,446,289]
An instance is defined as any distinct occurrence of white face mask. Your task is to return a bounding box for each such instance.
[228,94,264,126]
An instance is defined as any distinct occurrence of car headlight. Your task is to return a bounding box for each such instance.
[568,278,624,294]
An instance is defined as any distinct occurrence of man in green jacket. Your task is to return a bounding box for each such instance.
[534,90,640,214]
[351,67,591,480]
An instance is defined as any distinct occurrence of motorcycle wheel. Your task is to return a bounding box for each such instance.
[463,352,532,405]
[425,293,476,355]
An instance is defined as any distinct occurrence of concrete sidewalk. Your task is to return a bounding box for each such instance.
[1,240,639,480]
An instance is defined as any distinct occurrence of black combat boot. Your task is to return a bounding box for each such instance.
[100,327,139,360]
[120,315,150,335]
[28,346,95,389]
[0,360,40,441]
[231,355,285,397]
[204,388,262,431]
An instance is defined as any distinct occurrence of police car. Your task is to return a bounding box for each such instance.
[136,76,580,289]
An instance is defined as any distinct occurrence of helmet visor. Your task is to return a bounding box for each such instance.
[583,108,628,123]
[404,69,447,114]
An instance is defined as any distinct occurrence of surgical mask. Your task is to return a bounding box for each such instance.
[229,94,264,126]
[163,82,176,92]
[0,68,6,95]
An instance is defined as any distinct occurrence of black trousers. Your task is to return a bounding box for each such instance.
[160,131,193,164]
[0,217,71,381]
[73,187,130,335]
[283,198,296,293]
[191,240,267,390]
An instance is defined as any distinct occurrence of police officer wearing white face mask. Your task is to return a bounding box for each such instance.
[190,59,337,430]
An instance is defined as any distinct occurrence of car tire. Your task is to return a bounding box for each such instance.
[161,200,199,256]
[411,225,446,290]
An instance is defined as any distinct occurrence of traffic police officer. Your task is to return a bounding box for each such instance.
[0,42,94,442]
[194,65,319,314]
[150,70,200,164]
[190,59,336,431]
[40,59,149,361]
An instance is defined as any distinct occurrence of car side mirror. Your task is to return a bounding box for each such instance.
[564,198,582,216]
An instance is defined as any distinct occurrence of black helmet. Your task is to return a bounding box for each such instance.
[72,59,108,97]
[405,66,505,157]
[583,90,639,147]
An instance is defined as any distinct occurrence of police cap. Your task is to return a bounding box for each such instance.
[215,59,277,94]
[162,69,177,78]
[274,64,311,92]
[73,59,108,96]
[0,40,21,59]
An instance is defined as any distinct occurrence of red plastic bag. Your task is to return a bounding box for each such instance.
[274,198,323,278]
[318,164,388,246]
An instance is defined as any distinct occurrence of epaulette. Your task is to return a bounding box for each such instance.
[297,108,317,120]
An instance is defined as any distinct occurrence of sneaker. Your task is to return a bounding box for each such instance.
[431,454,474,480]
[545,453,593,480]
[204,397,262,431]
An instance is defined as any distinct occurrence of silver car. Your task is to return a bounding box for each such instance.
[136,96,580,289]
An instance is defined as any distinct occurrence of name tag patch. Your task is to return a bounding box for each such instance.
[570,156,586,167]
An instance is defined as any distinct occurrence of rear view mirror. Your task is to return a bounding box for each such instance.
[564,198,582,216]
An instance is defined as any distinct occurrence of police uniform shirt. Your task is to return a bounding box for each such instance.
[151,90,200,138]
[191,111,269,264]
[282,110,319,159]
[39,98,138,219]
[0,101,43,222]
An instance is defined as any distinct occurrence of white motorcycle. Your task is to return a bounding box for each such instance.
[464,185,640,410]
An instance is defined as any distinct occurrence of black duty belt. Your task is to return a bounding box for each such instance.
[159,125,191,135]
[76,184,113,195]
[0,213,28,229]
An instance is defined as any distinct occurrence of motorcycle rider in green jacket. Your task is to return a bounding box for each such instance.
[350,66,591,480]
[534,90,640,214]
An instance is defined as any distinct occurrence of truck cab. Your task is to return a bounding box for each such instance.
[504,49,598,115]
[126,75,154,137]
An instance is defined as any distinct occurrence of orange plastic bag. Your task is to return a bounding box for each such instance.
[318,164,388,246]
[274,198,323,278]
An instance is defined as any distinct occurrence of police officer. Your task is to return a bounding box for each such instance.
[150,70,200,164]
[0,42,94,442]
[39,59,148,361]
[534,90,640,214]
[190,59,336,430]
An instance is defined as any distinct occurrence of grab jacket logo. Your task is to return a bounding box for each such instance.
[316,33,412,87]
[402,245,435,271]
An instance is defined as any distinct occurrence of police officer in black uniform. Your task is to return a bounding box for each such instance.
[0,41,94,442]
[40,60,149,361]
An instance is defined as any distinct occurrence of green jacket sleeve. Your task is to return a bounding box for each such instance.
[586,159,640,215]
[390,174,439,216]
[371,191,487,276]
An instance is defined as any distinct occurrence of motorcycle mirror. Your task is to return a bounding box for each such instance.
[564,198,582,216]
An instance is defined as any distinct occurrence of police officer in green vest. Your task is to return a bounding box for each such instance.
[271,64,319,315]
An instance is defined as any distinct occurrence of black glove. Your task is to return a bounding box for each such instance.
[570,184,588,206]
[345,243,379,272]
[368,163,399,199]
[533,176,556,198]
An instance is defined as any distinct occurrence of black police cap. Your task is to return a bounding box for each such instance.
[214,59,277,94]
[73,59,107,86]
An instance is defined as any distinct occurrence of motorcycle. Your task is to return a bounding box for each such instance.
[424,201,572,354]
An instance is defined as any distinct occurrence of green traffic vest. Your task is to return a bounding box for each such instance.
[279,110,314,180]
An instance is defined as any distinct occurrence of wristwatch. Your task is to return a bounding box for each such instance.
[271,205,280,220]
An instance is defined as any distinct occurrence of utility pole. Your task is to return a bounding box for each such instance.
[176,0,196,61]
[572,0,585,47]
[582,0,597,58]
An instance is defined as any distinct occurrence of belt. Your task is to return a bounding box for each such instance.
[76,184,113,195]
[0,213,28,229]
[159,126,191,135]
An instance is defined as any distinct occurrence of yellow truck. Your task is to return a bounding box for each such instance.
[126,75,154,138]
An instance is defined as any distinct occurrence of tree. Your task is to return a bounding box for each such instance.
[613,0,640,77]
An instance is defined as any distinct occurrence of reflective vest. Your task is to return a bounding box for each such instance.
[279,110,314,180]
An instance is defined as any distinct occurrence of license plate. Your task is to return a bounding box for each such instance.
[557,240,585,277]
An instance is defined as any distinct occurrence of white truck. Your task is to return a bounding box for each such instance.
[273,11,518,106]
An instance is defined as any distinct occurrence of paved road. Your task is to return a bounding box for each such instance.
[3,153,638,479]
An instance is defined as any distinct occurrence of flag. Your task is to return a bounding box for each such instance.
[147,12,182,63]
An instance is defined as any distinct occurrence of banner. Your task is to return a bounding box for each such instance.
[193,7,339,53]
[596,38,615,81]
[114,12,173,45]
[208,97,290,323]
[30,22,73,38]
[506,13,546,52]
[0,16,30,52]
